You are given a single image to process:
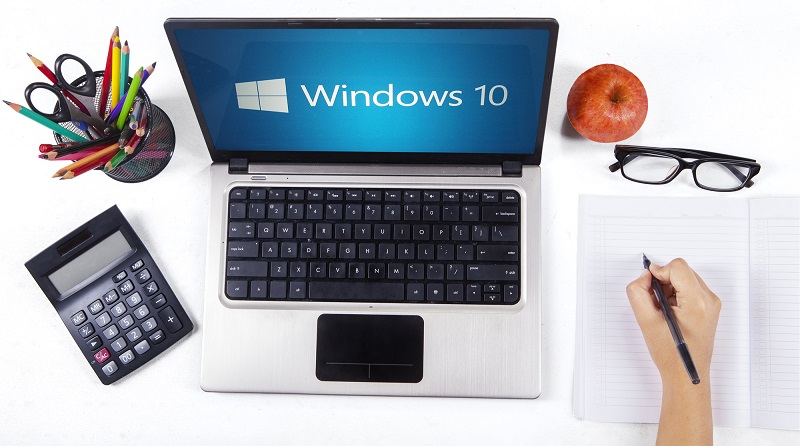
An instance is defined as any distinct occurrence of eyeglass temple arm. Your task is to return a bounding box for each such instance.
[609,152,755,187]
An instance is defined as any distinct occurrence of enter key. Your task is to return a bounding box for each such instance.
[476,245,519,262]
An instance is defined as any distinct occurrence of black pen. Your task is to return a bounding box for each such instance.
[642,253,701,385]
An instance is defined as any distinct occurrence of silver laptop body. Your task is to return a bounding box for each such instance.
[164,18,558,398]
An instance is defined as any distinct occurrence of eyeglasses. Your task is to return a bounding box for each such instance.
[609,145,761,192]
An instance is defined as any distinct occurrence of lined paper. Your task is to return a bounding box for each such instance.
[577,197,751,426]
[749,198,800,430]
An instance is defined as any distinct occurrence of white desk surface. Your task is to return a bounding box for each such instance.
[1,1,797,444]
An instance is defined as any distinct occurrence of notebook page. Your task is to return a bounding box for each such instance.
[750,198,800,430]
[578,196,751,427]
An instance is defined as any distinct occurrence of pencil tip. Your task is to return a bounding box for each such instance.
[27,52,32,57]
[152,61,157,67]
[2,100,10,105]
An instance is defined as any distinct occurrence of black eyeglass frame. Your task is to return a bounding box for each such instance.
[608,145,762,192]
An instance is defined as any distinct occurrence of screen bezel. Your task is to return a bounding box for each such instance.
[164,18,559,166]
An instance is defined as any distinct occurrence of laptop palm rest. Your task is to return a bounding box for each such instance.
[316,314,424,383]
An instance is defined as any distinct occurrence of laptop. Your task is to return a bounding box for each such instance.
[164,18,558,398]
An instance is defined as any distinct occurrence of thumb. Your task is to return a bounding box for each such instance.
[626,269,661,325]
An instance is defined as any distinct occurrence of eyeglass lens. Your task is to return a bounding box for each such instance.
[621,153,680,183]
[694,161,751,190]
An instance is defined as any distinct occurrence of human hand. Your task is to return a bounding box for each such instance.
[626,258,722,385]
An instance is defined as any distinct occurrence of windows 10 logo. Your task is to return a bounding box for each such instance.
[235,78,288,113]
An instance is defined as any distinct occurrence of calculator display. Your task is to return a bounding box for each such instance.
[49,231,133,294]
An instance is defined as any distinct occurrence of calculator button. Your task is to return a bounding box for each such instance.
[86,336,102,351]
[101,361,118,376]
[144,281,159,296]
[142,317,158,332]
[102,324,119,340]
[71,311,87,326]
[113,270,128,283]
[94,348,111,364]
[119,350,135,365]
[135,268,151,284]
[151,294,167,309]
[149,330,165,344]
[110,337,127,353]
[119,280,135,295]
[79,323,95,338]
[118,315,134,330]
[95,312,112,328]
[126,327,143,343]
[130,259,144,271]
[103,290,119,305]
[134,305,150,320]
[111,302,126,317]
[134,340,150,355]
[88,300,104,315]
[158,306,184,334]
[125,292,142,307]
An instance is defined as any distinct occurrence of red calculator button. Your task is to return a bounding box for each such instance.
[94,348,111,364]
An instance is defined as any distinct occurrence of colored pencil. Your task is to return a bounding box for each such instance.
[43,134,118,159]
[106,61,155,123]
[39,142,79,153]
[120,41,129,97]
[4,100,89,142]
[40,146,104,161]
[129,100,143,129]
[53,143,119,178]
[110,36,121,110]
[61,152,115,180]
[104,147,128,171]
[99,26,119,117]
[118,125,134,148]
[134,106,149,140]
[28,53,91,116]
[116,67,142,130]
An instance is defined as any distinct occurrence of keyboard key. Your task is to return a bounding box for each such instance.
[158,306,184,333]
[269,189,286,200]
[492,225,519,242]
[249,188,267,200]
[228,241,259,258]
[476,245,520,262]
[309,282,404,301]
[101,361,118,376]
[502,191,519,203]
[227,261,268,277]
[482,206,519,222]
[482,192,500,202]
[467,265,519,281]
[226,280,248,298]
[71,311,86,326]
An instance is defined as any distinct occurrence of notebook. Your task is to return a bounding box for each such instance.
[574,195,800,430]
[164,18,558,397]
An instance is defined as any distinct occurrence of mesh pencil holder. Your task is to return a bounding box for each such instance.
[54,70,175,182]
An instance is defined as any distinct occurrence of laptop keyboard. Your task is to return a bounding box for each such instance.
[225,187,521,304]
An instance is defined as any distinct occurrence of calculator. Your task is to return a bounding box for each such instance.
[25,205,193,385]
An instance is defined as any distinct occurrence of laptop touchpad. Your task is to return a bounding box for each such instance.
[316,314,424,383]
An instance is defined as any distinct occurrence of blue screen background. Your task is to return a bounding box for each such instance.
[174,28,551,154]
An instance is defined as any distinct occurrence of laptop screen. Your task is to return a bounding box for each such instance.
[165,19,558,165]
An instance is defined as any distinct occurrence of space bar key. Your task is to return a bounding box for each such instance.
[308,282,406,301]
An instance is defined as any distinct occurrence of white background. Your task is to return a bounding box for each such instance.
[1,0,798,444]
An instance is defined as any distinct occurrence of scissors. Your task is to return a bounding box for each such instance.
[24,54,111,134]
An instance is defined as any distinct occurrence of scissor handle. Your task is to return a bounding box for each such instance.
[54,54,96,98]
[24,82,71,123]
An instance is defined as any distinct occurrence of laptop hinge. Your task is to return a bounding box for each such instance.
[229,158,249,174]
[501,161,522,177]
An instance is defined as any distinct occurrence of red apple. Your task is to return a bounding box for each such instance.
[567,64,648,143]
